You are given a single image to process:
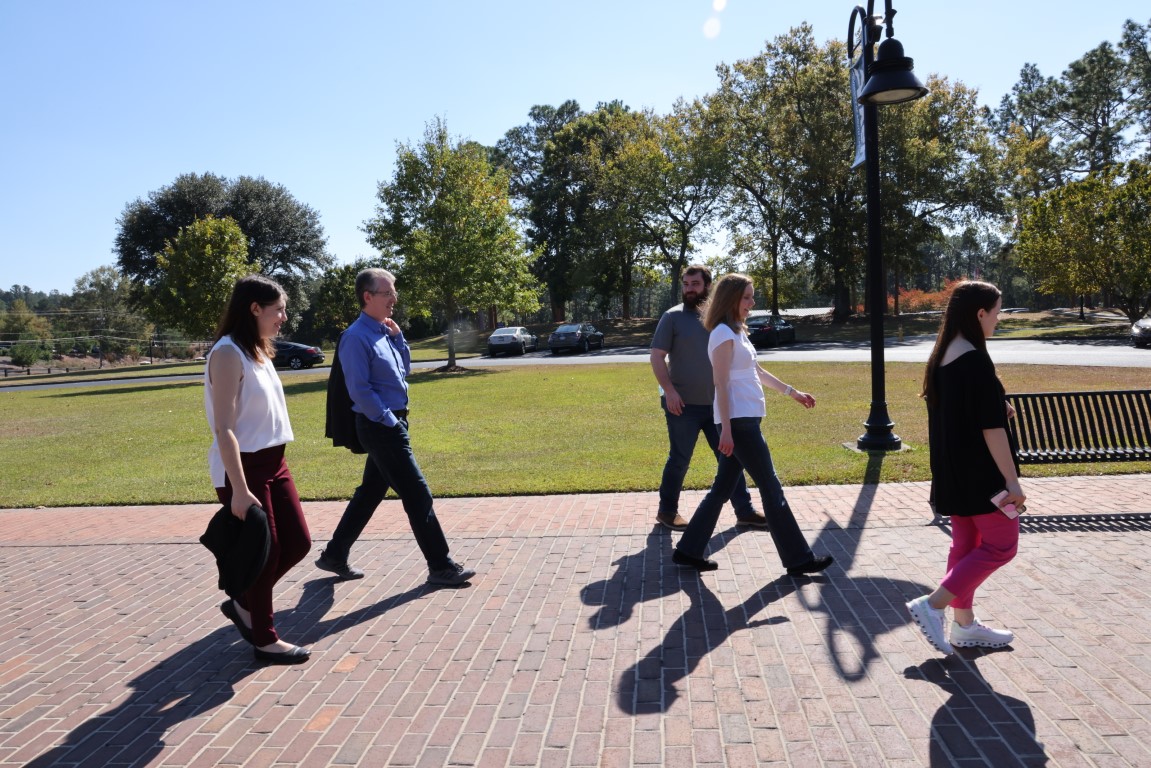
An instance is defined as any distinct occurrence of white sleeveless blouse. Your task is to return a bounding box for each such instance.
[204,336,294,487]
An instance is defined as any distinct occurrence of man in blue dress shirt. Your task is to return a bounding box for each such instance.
[316,268,476,586]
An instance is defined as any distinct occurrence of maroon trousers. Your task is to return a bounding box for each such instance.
[216,445,311,646]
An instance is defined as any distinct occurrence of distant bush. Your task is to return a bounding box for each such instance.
[888,279,963,314]
[9,343,45,367]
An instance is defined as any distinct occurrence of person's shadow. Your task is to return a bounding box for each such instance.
[24,576,430,767]
[905,655,1047,766]
[793,452,937,681]
[616,575,797,714]
[606,452,940,715]
[580,522,748,630]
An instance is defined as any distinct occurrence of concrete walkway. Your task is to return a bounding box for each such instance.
[2,474,1150,767]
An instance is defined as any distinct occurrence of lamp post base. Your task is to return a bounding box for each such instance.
[857,414,902,451]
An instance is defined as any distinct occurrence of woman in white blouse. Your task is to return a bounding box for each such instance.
[673,273,834,577]
[205,275,312,664]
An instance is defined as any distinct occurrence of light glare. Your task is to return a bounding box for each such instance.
[703,17,721,39]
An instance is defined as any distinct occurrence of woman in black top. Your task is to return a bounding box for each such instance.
[906,281,1026,655]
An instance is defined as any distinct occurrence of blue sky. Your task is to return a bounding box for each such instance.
[2,0,1146,294]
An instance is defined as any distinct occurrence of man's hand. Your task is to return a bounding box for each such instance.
[664,389,685,415]
[383,318,401,337]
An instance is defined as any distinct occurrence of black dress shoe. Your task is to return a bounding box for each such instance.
[672,549,719,572]
[787,555,834,577]
[220,600,253,644]
[315,550,365,580]
[253,645,310,664]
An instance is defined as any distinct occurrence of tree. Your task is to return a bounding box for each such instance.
[1016,162,1151,322]
[115,173,332,328]
[878,75,1004,308]
[1048,42,1133,174]
[495,102,586,321]
[149,216,250,338]
[62,265,153,357]
[613,101,728,302]
[1121,17,1151,158]
[0,299,51,344]
[364,118,539,369]
[548,103,656,318]
[713,26,865,321]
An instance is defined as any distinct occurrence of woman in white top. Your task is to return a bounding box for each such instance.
[205,275,311,664]
[673,274,834,577]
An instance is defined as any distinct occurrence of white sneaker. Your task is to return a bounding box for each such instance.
[950,618,1014,648]
[906,595,953,655]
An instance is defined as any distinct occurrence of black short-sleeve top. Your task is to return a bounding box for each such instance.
[927,349,1019,517]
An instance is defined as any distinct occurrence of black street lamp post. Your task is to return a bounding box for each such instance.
[848,0,928,451]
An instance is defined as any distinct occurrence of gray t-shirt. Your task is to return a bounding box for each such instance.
[650,304,714,405]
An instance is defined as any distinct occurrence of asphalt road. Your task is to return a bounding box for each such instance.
[2,337,1149,392]
[442,336,1151,369]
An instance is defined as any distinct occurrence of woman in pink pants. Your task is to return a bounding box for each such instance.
[906,281,1025,655]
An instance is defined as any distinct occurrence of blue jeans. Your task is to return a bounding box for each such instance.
[677,417,813,569]
[659,398,756,518]
[326,414,452,570]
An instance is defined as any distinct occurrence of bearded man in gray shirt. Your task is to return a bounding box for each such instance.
[649,265,768,531]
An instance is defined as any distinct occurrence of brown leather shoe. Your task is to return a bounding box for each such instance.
[656,511,689,531]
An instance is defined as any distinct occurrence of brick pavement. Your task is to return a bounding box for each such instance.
[1,473,1149,767]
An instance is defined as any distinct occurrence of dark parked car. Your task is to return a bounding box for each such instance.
[548,322,605,354]
[487,326,538,356]
[746,314,796,348]
[1133,316,1151,348]
[273,340,325,369]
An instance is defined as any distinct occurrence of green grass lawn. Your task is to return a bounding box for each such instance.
[2,362,1147,508]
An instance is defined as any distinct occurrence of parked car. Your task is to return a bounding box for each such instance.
[1132,316,1151,348]
[487,326,538,356]
[746,314,796,348]
[548,322,605,354]
[273,340,325,369]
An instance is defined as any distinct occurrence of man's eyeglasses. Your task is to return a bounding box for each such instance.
[368,289,398,299]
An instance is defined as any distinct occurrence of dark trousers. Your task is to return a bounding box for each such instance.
[326,414,451,571]
[658,397,756,518]
[217,445,311,646]
[677,418,812,569]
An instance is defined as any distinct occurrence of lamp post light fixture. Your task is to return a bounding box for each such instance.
[848,0,928,452]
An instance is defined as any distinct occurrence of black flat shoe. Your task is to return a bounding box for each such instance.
[315,550,365,580]
[253,645,310,664]
[220,600,253,644]
[787,555,834,577]
[672,549,719,572]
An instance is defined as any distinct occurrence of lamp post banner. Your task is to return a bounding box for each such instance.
[850,54,867,168]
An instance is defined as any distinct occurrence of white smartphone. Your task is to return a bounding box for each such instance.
[991,490,1021,519]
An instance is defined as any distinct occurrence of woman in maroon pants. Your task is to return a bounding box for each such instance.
[205,275,311,664]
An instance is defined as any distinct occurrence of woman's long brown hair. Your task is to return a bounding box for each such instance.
[702,273,753,333]
[213,274,286,361]
[921,280,1002,408]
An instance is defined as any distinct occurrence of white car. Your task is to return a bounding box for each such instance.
[487,327,538,356]
[1132,316,1151,349]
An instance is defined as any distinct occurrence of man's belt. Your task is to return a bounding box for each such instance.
[393,409,409,420]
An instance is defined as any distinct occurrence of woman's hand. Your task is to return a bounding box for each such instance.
[231,490,261,520]
[790,389,816,409]
[718,424,734,457]
[1006,401,1017,420]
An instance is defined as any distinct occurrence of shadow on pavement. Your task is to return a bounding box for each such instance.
[797,452,932,681]
[905,654,1047,767]
[25,576,433,766]
[609,452,937,714]
[615,575,798,715]
[24,627,256,767]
